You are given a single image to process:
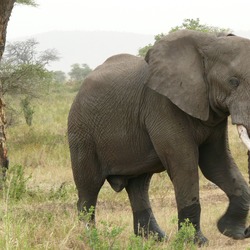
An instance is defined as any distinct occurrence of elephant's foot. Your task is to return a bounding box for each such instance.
[133,209,166,240]
[194,230,209,247]
[217,215,249,239]
[178,203,208,246]
[244,226,250,237]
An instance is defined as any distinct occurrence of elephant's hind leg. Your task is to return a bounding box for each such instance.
[76,176,104,225]
[125,173,166,240]
[70,143,105,225]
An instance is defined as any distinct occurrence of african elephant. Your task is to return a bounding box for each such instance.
[68,30,250,245]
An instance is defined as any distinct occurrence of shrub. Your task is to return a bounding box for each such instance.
[20,97,35,126]
[83,220,124,249]
[170,219,196,250]
[4,165,31,201]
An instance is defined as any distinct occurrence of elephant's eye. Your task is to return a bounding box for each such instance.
[229,77,240,88]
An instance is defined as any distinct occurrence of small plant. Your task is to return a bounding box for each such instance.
[5,165,31,201]
[127,233,162,250]
[170,219,196,250]
[83,220,124,249]
[49,182,70,201]
[0,165,8,190]
[80,207,124,249]
[20,96,35,126]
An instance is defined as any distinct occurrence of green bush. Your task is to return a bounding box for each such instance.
[48,182,74,201]
[20,97,35,126]
[170,219,196,250]
[4,165,31,201]
[83,220,124,249]
[127,234,163,250]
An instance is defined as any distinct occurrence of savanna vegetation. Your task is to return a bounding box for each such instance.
[0,83,249,249]
[0,12,249,249]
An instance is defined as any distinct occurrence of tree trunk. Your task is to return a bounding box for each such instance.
[0,0,15,185]
[0,0,16,60]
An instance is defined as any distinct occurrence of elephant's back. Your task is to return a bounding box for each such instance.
[68,54,149,131]
[81,53,148,94]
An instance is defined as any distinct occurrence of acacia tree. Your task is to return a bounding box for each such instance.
[1,39,58,96]
[1,39,59,127]
[0,0,36,183]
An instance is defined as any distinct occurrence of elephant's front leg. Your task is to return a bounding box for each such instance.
[148,115,208,245]
[167,150,208,246]
[199,126,250,239]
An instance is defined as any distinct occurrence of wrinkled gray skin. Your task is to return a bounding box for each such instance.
[68,30,250,246]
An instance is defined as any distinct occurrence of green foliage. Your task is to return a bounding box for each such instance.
[68,63,92,84]
[83,220,124,249]
[4,165,31,201]
[0,39,58,97]
[20,96,34,126]
[80,206,163,250]
[128,234,163,250]
[138,44,153,59]
[170,219,196,250]
[79,206,124,249]
[51,70,67,84]
[138,18,232,57]
[170,18,231,34]
[16,0,38,6]
[48,182,73,201]
[1,39,59,125]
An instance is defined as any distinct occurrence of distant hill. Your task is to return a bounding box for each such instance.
[8,29,250,74]
[9,30,155,73]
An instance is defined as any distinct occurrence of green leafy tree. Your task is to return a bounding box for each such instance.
[68,63,92,83]
[0,39,59,125]
[51,71,67,84]
[138,18,232,57]
[0,39,59,96]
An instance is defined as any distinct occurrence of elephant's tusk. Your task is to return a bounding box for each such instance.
[237,125,250,184]
[237,125,250,151]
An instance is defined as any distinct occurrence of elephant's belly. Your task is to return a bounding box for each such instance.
[100,144,165,176]
[106,154,165,192]
[95,121,165,176]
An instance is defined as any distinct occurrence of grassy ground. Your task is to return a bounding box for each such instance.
[0,84,250,249]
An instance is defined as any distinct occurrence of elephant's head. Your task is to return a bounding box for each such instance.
[145,30,250,170]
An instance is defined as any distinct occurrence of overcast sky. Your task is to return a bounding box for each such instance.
[7,0,250,39]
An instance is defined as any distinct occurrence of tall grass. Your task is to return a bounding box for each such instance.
[0,84,249,249]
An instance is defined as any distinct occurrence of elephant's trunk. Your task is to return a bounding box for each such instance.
[237,125,250,184]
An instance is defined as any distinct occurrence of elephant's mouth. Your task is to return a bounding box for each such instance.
[237,125,250,184]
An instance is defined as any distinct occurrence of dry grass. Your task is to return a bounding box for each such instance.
[0,85,250,249]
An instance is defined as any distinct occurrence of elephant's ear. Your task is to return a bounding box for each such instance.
[145,30,214,121]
